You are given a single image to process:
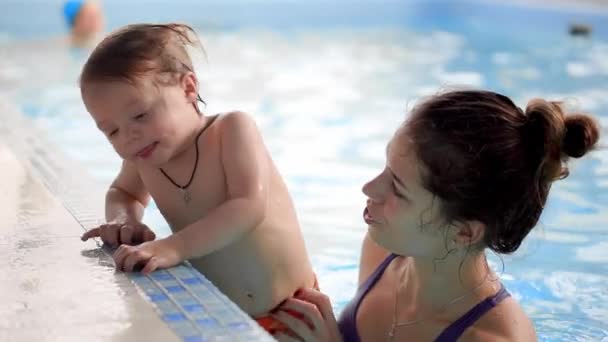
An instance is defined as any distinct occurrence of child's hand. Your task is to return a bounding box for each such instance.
[112,238,183,275]
[81,222,156,247]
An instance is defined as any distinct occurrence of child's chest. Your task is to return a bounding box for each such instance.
[139,150,227,231]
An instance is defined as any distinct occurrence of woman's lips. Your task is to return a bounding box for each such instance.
[136,142,158,159]
[364,207,378,225]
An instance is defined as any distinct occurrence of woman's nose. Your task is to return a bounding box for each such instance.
[362,173,387,203]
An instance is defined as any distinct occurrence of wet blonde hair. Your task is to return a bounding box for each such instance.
[80,23,204,87]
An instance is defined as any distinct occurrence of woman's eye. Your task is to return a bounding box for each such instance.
[392,183,406,199]
[108,129,118,137]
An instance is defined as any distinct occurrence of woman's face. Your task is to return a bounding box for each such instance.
[362,127,453,258]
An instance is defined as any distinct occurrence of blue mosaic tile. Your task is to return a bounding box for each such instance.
[196,317,221,329]
[181,277,204,285]
[166,285,186,293]
[228,322,251,331]
[151,272,174,281]
[184,336,208,342]
[183,304,205,313]
[176,296,200,306]
[163,313,188,322]
[149,293,169,302]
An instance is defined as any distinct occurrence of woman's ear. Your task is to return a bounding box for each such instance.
[180,71,199,104]
[453,220,485,248]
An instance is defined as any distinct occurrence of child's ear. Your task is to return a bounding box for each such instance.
[181,72,199,104]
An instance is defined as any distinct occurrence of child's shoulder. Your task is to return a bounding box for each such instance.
[214,111,265,154]
[215,111,260,132]
[217,111,255,125]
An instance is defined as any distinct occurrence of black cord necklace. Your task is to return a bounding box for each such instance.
[160,115,217,204]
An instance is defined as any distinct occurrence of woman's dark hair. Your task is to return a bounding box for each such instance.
[406,90,600,254]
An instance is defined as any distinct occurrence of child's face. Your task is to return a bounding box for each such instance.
[81,75,198,166]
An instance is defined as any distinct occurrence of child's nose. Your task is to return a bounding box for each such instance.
[126,125,142,143]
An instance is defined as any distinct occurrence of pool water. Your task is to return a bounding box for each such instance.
[1,1,607,340]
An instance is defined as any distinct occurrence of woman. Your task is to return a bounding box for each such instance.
[270,90,600,341]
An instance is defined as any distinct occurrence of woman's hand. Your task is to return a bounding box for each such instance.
[112,238,183,275]
[272,288,342,342]
[81,221,156,247]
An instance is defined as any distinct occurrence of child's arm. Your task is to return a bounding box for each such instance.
[105,160,151,224]
[169,111,269,259]
[82,160,155,246]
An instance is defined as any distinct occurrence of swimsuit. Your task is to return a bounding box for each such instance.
[337,254,510,342]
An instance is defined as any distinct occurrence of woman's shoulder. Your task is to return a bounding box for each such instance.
[462,296,537,341]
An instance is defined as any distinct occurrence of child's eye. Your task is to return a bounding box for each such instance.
[134,113,148,121]
[108,129,119,137]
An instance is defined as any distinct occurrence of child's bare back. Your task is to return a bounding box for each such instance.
[78,23,314,318]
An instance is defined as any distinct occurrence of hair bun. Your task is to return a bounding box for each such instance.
[562,114,600,158]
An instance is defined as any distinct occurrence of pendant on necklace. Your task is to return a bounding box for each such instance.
[180,188,191,204]
[387,324,395,341]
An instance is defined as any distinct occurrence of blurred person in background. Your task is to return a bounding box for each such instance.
[63,0,104,46]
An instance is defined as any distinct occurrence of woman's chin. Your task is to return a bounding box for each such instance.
[367,226,385,244]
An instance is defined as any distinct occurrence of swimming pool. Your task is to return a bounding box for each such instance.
[1,1,607,340]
